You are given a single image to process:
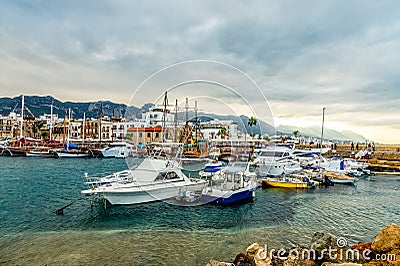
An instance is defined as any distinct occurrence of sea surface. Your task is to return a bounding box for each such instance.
[0,157,399,265]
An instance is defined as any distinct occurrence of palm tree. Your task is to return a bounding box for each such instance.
[248,116,257,139]
[217,127,227,139]
[293,130,299,138]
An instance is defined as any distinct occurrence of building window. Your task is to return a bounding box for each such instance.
[139,133,142,138]
[147,133,151,138]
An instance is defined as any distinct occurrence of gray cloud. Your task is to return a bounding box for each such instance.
[0,0,400,142]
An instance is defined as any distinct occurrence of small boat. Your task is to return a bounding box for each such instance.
[5,147,27,157]
[55,149,91,158]
[26,148,55,158]
[262,173,315,189]
[82,157,207,205]
[201,163,258,205]
[101,142,135,158]
[323,171,358,185]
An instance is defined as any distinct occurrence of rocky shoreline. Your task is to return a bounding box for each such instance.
[206,223,400,266]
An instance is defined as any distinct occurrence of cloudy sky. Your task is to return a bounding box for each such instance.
[1,1,400,143]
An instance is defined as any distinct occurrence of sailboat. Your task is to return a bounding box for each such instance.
[55,108,91,158]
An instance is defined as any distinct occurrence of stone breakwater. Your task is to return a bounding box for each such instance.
[206,223,400,266]
[300,144,400,172]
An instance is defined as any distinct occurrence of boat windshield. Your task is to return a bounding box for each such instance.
[259,151,289,157]
[154,171,180,181]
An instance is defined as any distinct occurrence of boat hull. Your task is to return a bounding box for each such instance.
[86,182,206,205]
[262,180,310,189]
[56,151,91,158]
[26,151,55,158]
[201,184,257,205]
[329,178,356,185]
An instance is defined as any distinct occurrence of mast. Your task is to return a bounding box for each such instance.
[49,101,53,141]
[63,113,66,148]
[99,102,103,147]
[162,91,168,142]
[174,99,178,143]
[195,100,198,149]
[67,108,71,150]
[82,112,86,143]
[20,95,24,141]
[319,107,326,168]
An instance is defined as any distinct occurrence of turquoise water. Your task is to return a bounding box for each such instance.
[0,157,399,265]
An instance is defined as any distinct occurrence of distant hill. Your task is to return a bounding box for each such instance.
[277,125,367,142]
[0,95,366,141]
[0,95,141,119]
[0,95,276,135]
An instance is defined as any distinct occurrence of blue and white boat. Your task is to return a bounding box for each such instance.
[199,160,223,177]
[201,163,258,205]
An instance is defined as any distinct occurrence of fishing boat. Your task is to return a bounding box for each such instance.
[55,146,91,158]
[101,142,135,158]
[262,173,315,189]
[4,147,27,157]
[82,156,207,205]
[201,163,258,205]
[26,148,55,158]
[322,171,358,185]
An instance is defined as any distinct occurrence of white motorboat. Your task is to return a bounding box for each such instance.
[253,146,302,176]
[101,142,135,158]
[81,157,207,205]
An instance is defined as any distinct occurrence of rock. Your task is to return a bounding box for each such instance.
[310,232,346,263]
[205,259,234,266]
[371,223,400,253]
[245,243,272,266]
[321,263,362,266]
[350,242,372,254]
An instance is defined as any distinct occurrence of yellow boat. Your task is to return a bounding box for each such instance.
[262,174,314,189]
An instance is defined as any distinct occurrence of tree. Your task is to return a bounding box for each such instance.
[40,130,49,139]
[248,116,257,139]
[32,120,45,138]
[217,127,227,139]
[293,130,300,138]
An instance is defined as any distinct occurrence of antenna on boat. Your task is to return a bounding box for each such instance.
[318,107,326,170]
[162,91,168,143]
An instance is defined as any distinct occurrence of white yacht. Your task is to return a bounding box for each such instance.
[101,142,135,158]
[81,156,207,205]
[253,145,302,176]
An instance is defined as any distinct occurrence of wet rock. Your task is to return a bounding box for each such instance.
[245,243,272,266]
[310,232,346,263]
[205,259,234,266]
[321,263,362,266]
[349,242,372,254]
[371,223,400,253]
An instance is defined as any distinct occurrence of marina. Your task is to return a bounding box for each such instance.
[1,4,400,263]
[0,156,399,265]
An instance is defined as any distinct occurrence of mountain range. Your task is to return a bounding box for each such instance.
[0,95,366,141]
